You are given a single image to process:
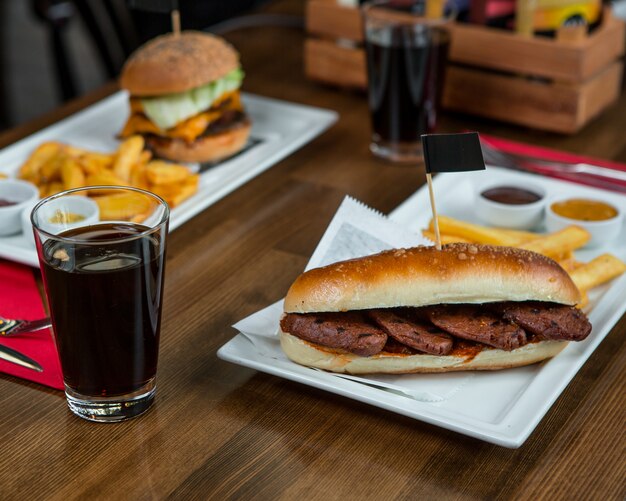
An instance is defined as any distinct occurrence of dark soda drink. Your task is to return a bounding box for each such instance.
[365,26,450,146]
[40,223,166,397]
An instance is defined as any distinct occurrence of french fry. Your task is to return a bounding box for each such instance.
[113,135,144,182]
[64,144,90,157]
[569,254,626,292]
[63,144,115,168]
[61,157,86,190]
[18,138,199,208]
[520,226,590,259]
[138,150,152,165]
[130,212,150,224]
[129,164,150,191]
[422,230,473,245]
[85,171,128,190]
[148,183,180,205]
[557,256,581,273]
[39,152,65,183]
[18,142,61,182]
[577,292,589,310]
[79,152,113,175]
[95,192,154,221]
[145,160,191,185]
[429,215,522,246]
[553,250,574,263]
[496,227,540,242]
[42,181,64,198]
[169,174,199,206]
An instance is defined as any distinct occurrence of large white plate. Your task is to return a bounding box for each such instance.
[0,91,337,267]
[218,167,626,448]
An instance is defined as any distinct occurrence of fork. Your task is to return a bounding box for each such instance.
[481,143,626,185]
[0,316,52,337]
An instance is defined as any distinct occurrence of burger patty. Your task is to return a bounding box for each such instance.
[279,312,387,357]
[202,110,247,136]
[282,302,591,357]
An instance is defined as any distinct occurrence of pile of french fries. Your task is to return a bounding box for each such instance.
[423,215,626,307]
[17,136,199,219]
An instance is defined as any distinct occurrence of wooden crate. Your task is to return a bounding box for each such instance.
[305,0,625,133]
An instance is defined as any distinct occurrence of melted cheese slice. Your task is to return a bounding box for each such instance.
[120,91,243,143]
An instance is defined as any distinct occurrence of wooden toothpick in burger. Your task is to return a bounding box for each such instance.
[128,0,181,35]
[421,132,486,250]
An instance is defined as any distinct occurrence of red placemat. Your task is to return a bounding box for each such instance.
[0,261,63,390]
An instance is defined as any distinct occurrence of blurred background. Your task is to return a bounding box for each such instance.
[0,0,271,128]
[2,0,626,131]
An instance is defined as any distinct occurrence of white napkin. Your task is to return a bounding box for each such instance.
[232,196,475,403]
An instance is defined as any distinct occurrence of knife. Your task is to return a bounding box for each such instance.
[0,344,43,372]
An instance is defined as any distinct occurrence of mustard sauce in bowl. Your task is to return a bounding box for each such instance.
[546,197,623,248]
[550,199,618,222]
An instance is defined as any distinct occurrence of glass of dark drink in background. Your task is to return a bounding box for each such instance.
[31,186,169,422]
[362,0,454,162]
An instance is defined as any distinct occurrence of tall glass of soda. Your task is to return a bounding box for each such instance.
[362,0,455,162]
[31,186,169,422]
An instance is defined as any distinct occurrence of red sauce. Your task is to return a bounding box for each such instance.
[0,198,17,207]
[481,186,542,205]
[448,340,483,362]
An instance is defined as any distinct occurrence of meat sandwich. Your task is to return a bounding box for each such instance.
[280,244,592,373]
[119,31,250,163]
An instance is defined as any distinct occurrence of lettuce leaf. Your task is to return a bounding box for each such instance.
[141,68,244,130]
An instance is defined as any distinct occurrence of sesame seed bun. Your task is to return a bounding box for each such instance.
[120,31,240,96]
[284,244,581,314]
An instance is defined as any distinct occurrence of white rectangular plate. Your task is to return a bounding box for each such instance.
[0,91,337,267]
[218,167,626,447]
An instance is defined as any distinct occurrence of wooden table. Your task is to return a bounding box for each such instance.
[1,2,624,499]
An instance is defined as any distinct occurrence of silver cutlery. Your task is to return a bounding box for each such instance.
[0,344,43,372]
[0,316,52,337]
[480,143,626,189]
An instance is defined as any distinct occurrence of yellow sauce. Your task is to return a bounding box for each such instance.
[49,210,86,224]
[551,199,618,222]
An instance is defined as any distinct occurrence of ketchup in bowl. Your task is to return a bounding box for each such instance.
[480,186,543,205]
[0,198,17,208]
[474,182,546,230]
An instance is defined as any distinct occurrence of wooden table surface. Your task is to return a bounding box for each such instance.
[1,2,624,499]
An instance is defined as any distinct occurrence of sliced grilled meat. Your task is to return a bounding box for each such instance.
[280,312,387,356]
[425,305,527,351]
[368,309,453,355]
[496,301,592,341]
[382,337,420,355]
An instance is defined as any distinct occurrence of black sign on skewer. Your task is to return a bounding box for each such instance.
[127,0,181,34]
[421,132,486,250]
[127,0,179,13]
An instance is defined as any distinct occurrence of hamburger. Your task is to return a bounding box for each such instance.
[280,243,592,374]
[119,31,250,163]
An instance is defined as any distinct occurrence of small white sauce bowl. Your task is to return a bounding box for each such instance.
[22,194,100,246]
[474,180,547,230]
[0,179,39,236]
[545,197,623,248]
